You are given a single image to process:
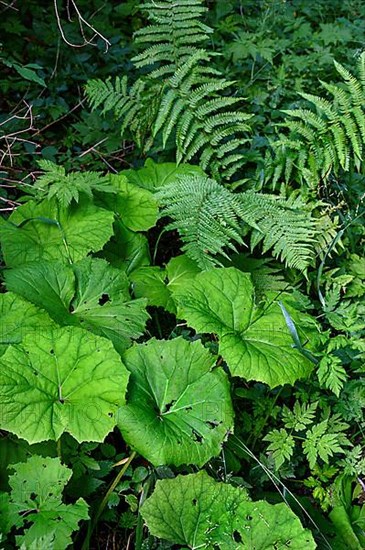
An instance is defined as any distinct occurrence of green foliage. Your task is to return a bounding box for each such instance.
[267,52,365,187]
[157,173,319,270]
[86,0,252,181]
[4,258,149,353]
[0,456,88,548]
[1,1,365,548]
[0,327,129,443]
[173,267,317,387]
[118,337,233,467]
[33,160,116,208]
[141,471,316,549]
[0,197,115,267]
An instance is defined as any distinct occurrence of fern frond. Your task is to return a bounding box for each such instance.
[156,174,319,271]
[268,52,365,187]
[85,0,252,182]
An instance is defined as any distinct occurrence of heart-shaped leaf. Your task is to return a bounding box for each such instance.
[97,174,158,231]
[117,337,234,467]
[0,327,129,443]
[174,267,315,388]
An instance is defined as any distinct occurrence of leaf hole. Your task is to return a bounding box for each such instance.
[98,293,111,306]
[108,412,113,418]
[206,420,220,429]
[50,349,54,355]
[192,430,203,444]
[164,400,176,413]
[233,530,243,543]
[59,398,65,404]
[246,515,253,521]
[192,498,197,506]
[30,492,37,501]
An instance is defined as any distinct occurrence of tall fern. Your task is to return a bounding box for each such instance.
[85,0,251,182]
[266,52,365,188]
[156,174,319,271]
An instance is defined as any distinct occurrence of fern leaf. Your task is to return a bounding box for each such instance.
[157,174,319,271]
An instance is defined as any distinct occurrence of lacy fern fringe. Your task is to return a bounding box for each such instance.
[156,174,319,271]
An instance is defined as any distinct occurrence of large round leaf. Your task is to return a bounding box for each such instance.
[117,337,234,467]
[174,267,315,388]
[141,471,316,549]
[0,197,114,267]
[0,327,129,443]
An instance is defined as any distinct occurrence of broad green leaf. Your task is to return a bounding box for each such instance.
[96,219,150,273]
[0,293,56,356]
[130,255,200,314]
[117,337,234,467]
[5,456,88,549]
[174,267,314,388]
[5,258,149,354]
[166,254,201,293]
[141,471,316,549]
[130,266,175,313]
[5,261,75,326]
[122,158,205,192]
[0,197,114,267]
[99,174,158,231]
[71,258,149,353]
[0,327,129,443]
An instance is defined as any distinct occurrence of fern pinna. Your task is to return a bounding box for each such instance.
[85,0,251,182]
[156,174,318,271]
[266,52,365,188]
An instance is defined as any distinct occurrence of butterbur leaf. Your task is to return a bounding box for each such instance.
[97,219,150,272]
[5,261,75,326]
[174,267,314,388]
[117,337,234,467]
[71,258,149,353]
[130,255,200,314]
[99,174,158,231]
[5,258,149,354]
[0,197,114,267]
[141,471,316,549]
[4,456,88,549]
[130,266,175,313]
[0,327,129,443]
[122,158,205,192]
[0,293,56,356]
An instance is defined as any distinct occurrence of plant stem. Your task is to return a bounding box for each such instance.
[56,437,62,459]
[82,451,137,550]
